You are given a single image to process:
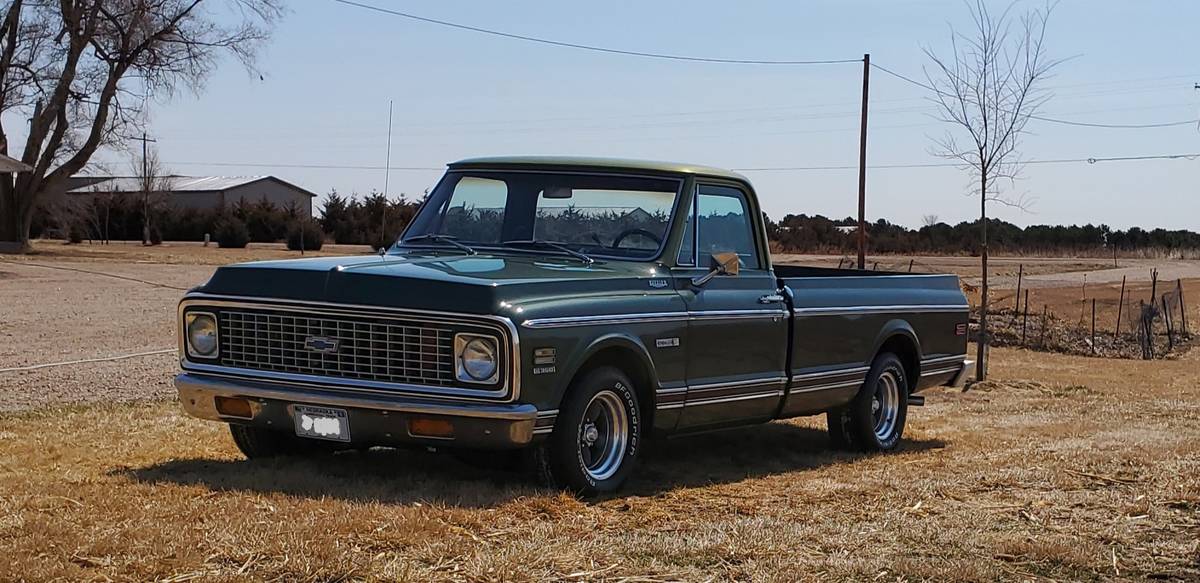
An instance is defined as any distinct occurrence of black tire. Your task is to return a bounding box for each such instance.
[826,352,909,452]
[535,366,642,496]
[228,424,340,458]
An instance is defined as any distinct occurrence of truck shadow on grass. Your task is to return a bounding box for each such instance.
[116,422,945,506]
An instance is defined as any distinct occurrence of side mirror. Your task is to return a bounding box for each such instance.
[691,251,740,287]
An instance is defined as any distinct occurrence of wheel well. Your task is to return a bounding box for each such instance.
[878,334,920,385]
[576,346,655,428]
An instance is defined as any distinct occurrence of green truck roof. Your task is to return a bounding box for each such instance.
[449,156,748,182]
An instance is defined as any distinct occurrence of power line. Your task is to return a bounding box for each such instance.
[165,161,443,171]
[331,0,862,66]
[154,153,1198,174]
[870,62,1200,129]
[732,153,1200,171]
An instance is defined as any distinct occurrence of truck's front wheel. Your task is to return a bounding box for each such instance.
[827,352,909,452]
[538,366,642,495]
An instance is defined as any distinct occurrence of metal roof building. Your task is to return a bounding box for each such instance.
[67,175,317,216]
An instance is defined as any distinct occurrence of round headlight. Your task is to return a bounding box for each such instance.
[187,313,218,357]
[460,337,497,381]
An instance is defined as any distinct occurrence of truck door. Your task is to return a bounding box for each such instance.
[674,183,789,430]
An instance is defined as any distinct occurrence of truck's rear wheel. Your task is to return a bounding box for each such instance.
[537,366,642,496]
[827,352,909,452]
[229,424,339,458]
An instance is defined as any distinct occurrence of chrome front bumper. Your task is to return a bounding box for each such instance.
[175,372,540,448]
[948,359,976,388]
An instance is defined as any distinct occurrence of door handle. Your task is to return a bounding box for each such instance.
[758,294,785,304]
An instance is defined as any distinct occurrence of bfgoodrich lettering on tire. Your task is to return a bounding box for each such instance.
[826,352,909,452]
[540,366,641,495]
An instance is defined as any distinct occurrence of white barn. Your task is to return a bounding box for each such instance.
[67,175,317,216]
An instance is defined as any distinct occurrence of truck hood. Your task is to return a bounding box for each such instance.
[196,251,667,314]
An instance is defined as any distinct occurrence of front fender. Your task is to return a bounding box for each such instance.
[554,332,661,403]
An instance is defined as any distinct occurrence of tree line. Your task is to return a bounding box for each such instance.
[38,192,1200,256]
[766,213,1200,257]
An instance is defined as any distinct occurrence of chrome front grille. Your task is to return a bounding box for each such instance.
[218,309,457,387]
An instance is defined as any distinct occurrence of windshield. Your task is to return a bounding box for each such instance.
[401,171,681,260]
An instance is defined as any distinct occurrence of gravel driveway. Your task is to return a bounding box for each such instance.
[0,260,214,411]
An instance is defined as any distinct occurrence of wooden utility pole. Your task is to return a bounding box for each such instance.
[139,133,157,245]
[856,53,870,270]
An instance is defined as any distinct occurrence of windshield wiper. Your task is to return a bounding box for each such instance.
[500,239,594,264]
[401,233,477,255]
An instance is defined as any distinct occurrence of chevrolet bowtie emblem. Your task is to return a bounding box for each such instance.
[304,336,339,354]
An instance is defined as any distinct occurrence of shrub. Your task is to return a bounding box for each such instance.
[286,220,324,251]
[214,218,250,248]
[148,225,163,245]
[67,223,85,244]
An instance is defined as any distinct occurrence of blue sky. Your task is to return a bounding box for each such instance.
[91,1,1200,229]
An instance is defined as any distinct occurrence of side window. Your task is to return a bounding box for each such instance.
[676,193,695,265]
[440,177,507,242]
[696,185,760,270]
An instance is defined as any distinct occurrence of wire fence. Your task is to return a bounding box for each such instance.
[985,267,1191,360]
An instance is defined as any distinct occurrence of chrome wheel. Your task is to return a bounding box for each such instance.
[578,389,628,481]
[872,370,901,440]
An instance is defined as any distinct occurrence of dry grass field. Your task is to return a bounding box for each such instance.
[1,244,1198,581]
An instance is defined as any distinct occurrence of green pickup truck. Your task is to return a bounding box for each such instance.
[176,156,972,494]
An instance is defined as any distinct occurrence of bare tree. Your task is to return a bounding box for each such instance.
[131,144,171,244]
[924,0,1059,381]
[922,214,940,228]
[0,0,283,252]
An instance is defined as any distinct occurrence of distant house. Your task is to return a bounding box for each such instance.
[834,225,858,234]
[66,175,317,217]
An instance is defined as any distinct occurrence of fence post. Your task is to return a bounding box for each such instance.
[1021,289,1030,346]
[1014,263,1023,312]
[1115,275,1126,337]
[1080,274,1088,325]
[1179,279,1189,337]
[1150,268,1158,302]
[1162,295,1174,351]
[1091,298,1096,354]
[1140,300,1153,360]
[908,259,914,272]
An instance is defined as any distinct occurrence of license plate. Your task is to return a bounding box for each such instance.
[292,405,350,442]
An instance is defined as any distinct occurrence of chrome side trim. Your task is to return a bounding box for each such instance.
[687,309,788,321]
[178,294,522,404]
[922,367,961,377]
[536,409,559,418]
[789,378,864,394]
[522,312,686,329]
[655,387,689,395]
[791,366,870,380]
[521,309,786,329]
[685,390,784,407]
[794,304,969,316]
[686,376,788,392]
[922,353,970,365]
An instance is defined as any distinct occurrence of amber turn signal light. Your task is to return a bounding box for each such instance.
[408,417,455,439]
[214,396,254,419]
